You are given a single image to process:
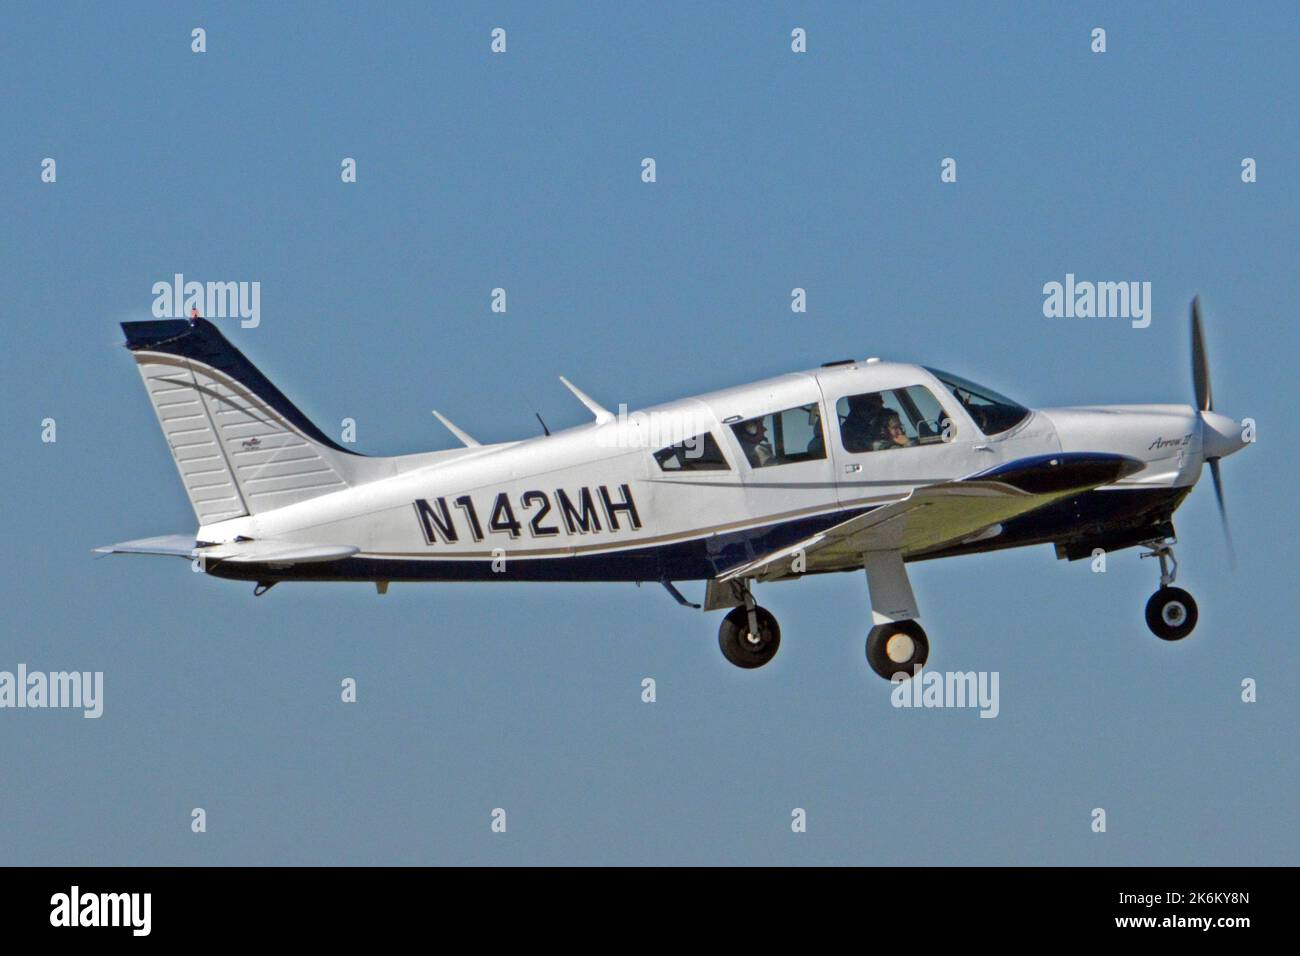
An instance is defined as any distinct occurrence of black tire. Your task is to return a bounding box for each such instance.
[718,606,780,669]
[866,620,929,680]
[1145,586,1198,641]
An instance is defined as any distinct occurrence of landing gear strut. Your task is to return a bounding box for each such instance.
[1140,539,1198,641]
[717,581,780,668]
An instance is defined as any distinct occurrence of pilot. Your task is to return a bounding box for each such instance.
[870,410,912,451]
[841,393,883,453]
[736,418,774,467]
[806,405,826,458]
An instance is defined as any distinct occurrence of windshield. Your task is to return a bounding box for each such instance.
[923,367,1030,436]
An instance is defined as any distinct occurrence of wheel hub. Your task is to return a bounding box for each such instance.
[885,633,915,663]
[1162,602,1186,626]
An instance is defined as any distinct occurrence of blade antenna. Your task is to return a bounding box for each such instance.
[558,376,615,425]
[431,410,481,447]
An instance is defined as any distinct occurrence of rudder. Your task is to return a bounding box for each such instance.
[121,319,360,523]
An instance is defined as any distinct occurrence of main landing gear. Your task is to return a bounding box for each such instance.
[717,587,781,668]
[1140,539,1198,641]
[860,550,929,680]
[712,550,932,681]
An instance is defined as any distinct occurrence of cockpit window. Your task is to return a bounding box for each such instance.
[924,367,1030,435]
[653,432,730,471]
[730,403,826,468]
[837,386,953,453]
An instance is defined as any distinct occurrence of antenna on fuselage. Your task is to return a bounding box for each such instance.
[431,410,481,447]
[558,376,615,425]
[535,412,551,436]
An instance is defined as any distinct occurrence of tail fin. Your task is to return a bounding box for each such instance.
[121,319,360,523]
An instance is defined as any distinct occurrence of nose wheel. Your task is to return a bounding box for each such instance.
[1145,587,1198,641]
[1140,539,1199,641]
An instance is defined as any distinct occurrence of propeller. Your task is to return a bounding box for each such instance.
[1190,297,1235,566]
[1206,458,1234,565]
[1191,296,1212,413]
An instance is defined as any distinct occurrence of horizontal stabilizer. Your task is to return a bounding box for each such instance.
[94,535,358,566]
[93,534,198,558]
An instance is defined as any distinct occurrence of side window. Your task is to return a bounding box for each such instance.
[837,386,952,453]
[653,432,730,471]
[730,403,826,468]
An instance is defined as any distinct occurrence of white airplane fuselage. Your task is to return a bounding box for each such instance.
[193,360,1208,584]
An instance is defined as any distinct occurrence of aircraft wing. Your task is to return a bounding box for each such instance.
[94,536,358,565]
[717,452,1143,584]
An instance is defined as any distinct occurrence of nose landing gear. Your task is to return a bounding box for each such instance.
[1140,539,1199,641]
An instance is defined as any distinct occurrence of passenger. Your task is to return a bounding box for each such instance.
[735,418,775,467]
[841,393,883,453]
[806,406,826,458]
[870,410,912,450]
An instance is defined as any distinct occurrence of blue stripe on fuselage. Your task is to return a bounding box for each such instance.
[208,487,1189,585]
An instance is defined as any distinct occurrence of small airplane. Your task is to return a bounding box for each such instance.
[98,299,1250,679]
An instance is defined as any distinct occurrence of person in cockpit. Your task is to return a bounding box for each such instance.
[736,418,775,467]
[869,410,913,451]
[841,393,884,453]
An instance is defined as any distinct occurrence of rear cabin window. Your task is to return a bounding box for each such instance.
[729,403,827,468]
[652,432,730,471]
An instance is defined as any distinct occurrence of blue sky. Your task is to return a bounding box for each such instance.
[1,1,1295,864]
